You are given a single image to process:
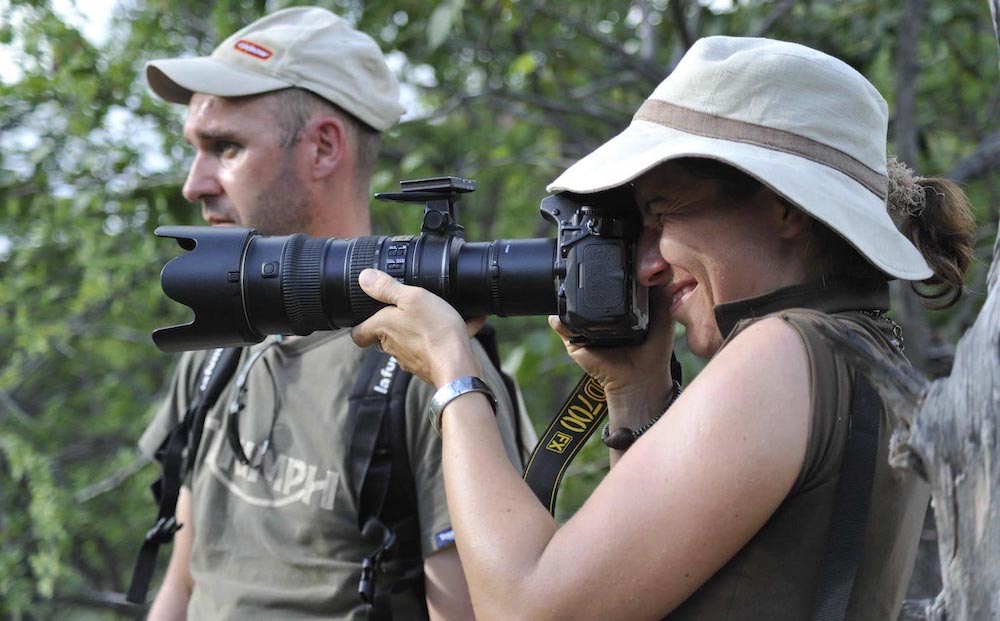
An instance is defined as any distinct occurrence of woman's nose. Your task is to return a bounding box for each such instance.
[636,226,671,287]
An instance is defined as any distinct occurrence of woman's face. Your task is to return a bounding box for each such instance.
[633,162,810,357]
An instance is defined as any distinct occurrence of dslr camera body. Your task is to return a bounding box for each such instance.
[153,177,648,352]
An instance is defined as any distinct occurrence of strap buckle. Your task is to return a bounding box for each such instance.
[144,516,181,544]
[359,555,378,604]
[358,518,397,605]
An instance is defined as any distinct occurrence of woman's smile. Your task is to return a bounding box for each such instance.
[668,281,698,314]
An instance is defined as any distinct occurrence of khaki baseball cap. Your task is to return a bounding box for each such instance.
[146,6,404,131]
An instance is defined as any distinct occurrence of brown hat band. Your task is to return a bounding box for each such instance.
[633,100,888,200]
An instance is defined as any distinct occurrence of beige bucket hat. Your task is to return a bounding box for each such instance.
[548,36,932,281]
[146,6,404,132]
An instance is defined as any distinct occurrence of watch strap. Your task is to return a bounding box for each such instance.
[430,376,497,435]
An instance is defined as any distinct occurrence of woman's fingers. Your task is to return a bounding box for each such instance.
[351,269,401,349]
[548,315,578,341]
[358,268,404,304]
[350,311,386,349]
[466,315,488,338]
[351,268,482,387]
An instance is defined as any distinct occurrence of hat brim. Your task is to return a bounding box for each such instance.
[146,56,292,104]
[547,120,933,281]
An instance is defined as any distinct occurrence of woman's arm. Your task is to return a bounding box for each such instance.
[353,270,811,620]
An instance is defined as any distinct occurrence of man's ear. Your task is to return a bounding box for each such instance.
[302,115,348,181]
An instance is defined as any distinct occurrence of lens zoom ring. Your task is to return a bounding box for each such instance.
[281,235,327,334]
[488,241,503,315]
[349,236,381,323]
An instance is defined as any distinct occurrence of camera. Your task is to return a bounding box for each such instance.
[153,176,648,352]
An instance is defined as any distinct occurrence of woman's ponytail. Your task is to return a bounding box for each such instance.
[886,157,977,309]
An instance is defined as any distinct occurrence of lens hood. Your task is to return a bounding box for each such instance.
[153,226,264,352]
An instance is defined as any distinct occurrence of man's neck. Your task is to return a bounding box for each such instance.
[309,183,372,238]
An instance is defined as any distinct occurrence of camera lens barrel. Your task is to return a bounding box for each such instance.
[281,234,329,334]
[264,233,559,334]
[154,226,560,352]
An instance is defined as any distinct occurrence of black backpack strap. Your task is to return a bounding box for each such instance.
[811,372,881,620]
[127,347,242,605]
[350,324,517,620]
[349,349,426,621]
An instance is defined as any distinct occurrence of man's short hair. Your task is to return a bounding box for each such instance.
[266,87,382,188]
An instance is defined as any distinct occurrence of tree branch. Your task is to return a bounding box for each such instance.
[947,130,1000,184]
[988,0,1000,61]
[752,0,797,38]
[75,456,150,503]
[670,0,694,51]
[894,0,925,166]
[636,0,658,62]
[52,589,144,618]
[535,4,665,83]
[0,389,35,426]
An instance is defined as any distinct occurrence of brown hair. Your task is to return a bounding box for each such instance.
[893,176,977,309]
[804,169,976,309]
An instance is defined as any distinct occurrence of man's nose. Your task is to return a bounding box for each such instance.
[181,153,222,204]
[635,226,671,287]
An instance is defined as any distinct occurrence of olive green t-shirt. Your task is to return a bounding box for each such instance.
[139,329,527,620]
[666,281,929,620]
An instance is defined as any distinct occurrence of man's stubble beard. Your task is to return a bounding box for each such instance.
[245,154,314,236]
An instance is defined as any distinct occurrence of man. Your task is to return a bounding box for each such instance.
[138,7,528,619]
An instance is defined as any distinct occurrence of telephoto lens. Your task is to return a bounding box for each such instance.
[153,177,648,352]
[153,226,558,352]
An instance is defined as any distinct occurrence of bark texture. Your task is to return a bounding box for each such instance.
[915,227,1000,619]
[820,225,1000,620]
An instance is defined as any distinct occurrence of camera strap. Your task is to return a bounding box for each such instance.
[127,346,243,605]
[521,373,607,513]
[522,354,682,514]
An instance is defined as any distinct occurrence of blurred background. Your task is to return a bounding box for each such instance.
[1,0,997,617]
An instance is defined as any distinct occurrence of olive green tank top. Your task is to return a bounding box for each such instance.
[666,280,929,620]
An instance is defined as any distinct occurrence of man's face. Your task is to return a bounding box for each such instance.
[182,93,313,235]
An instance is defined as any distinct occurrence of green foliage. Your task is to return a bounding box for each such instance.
[1,0,996,616]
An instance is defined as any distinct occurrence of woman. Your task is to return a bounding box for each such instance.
[351,37,975,620]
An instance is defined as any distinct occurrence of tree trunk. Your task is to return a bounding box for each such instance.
[821,223,1000,620]
[915,226,1000,620]
[989,0,1000,61]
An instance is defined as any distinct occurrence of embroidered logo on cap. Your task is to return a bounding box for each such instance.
[234,39,273,60]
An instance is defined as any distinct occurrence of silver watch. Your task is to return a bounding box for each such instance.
[430,376,497,434]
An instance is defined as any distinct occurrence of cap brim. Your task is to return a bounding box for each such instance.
[146,56,292,104]
[548,120,932,281]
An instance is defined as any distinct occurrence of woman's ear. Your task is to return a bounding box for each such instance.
[768,195,810,240]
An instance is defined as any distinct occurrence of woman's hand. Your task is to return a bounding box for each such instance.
[550,285,676,399]
[351,269,485,388]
